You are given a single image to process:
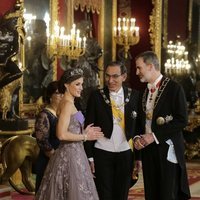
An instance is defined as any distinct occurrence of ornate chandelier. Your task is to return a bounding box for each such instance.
[164,40,191,76]
[114,17,140,59]
[47,22,86,60]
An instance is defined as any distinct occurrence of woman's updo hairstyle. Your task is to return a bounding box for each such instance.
[58,68,83,93]
[43,81,59,104]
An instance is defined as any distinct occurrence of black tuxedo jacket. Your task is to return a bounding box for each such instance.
[139,77,190,198]
[84,86,140,158]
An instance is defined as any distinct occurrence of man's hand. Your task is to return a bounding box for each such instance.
[44,149,55,158]
[133,136,146,150]
[141,133,155,146]
[134,133,155,150]
[89,161,96,178]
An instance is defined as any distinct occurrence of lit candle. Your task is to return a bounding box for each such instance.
[123,26,128,37]
[60,27,65,36]
[71,24,76,40]
[60,27,65,46]
[54,21,60,38]
[76,29,80,40]
[83,37,86,48]
[78,37,82,48]
[130,18,136,28]
[27,36,31,48]
[118,18,121,28]
[126,18,129,29]
[118,26,121,36]
[123,18,126,27]
[135,27,139,37]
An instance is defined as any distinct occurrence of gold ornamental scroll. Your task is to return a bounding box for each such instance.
[149,0,162,64]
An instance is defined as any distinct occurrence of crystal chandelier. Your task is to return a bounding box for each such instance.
[47,22,87,60]
[114,17,140,59]
[164,40,191,76]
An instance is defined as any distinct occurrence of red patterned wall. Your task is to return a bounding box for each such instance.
[0,0,16,18]
[168,0,189,41]
[129,0,153,90]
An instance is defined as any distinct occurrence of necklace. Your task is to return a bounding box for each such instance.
[100,88,132,109]
[142,77,170,117]
[148,80,162,102]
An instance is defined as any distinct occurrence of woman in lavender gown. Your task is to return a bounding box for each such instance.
[35,68,104,200]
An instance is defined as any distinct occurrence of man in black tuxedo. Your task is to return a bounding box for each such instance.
[134,51,191,200]
[85,61,141,200]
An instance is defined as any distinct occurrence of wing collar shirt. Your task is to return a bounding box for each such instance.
[94,87,130,152]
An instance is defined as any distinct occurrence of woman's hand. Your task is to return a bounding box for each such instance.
[84,124,104,141]
[44,149,55,158]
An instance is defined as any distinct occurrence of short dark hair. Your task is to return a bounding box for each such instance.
[105,61,127,74]
[43,81,59,104]
[135,51,160,70]
[58,68,83,93]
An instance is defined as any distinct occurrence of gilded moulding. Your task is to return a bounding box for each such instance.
[188,0,193,43]
[98,0,105,87]
[3,0,25,117]
[112,0,117,62]
[149,0,162,64]
[162,0,168,48]
[49,0,59,80]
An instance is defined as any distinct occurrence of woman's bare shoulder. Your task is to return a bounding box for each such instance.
[57,100,75,116]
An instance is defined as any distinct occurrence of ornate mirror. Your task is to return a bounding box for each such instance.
[18,0,51,117]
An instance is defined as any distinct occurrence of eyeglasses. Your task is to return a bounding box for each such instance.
[105,73,122,80]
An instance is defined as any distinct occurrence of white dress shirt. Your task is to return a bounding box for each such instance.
[94,87,130,152]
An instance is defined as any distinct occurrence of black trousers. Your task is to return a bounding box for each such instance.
[142,142,183,200]
[94,148,133,200]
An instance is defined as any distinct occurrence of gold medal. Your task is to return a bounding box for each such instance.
[156,117,165,125]
[146,112,153,120]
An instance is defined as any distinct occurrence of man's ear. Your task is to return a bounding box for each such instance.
[122,73,127,81]
[148,63,154,71]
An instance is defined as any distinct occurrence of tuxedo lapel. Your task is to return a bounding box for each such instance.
[124,87,129,129]
[102,87,113,120]
[152,77,170,117]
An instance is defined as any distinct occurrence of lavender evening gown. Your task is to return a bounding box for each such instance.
[35,111,99,200]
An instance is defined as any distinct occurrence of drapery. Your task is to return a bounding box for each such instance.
[0,0,16,18]
[73,0,102,14]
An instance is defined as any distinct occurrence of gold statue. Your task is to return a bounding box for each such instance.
[0,79,20,120]
[0,135,39,193]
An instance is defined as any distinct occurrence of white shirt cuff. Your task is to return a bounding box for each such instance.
[133,135,141,141]
[88,157,94,162]
[152,132,159,144]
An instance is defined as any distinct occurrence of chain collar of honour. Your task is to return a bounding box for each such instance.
[142,77,170,114]
[100,88,132,109]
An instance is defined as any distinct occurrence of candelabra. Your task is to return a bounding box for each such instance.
[114,17,140,59]
[47,22,86,60]
[164,40,191,76]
